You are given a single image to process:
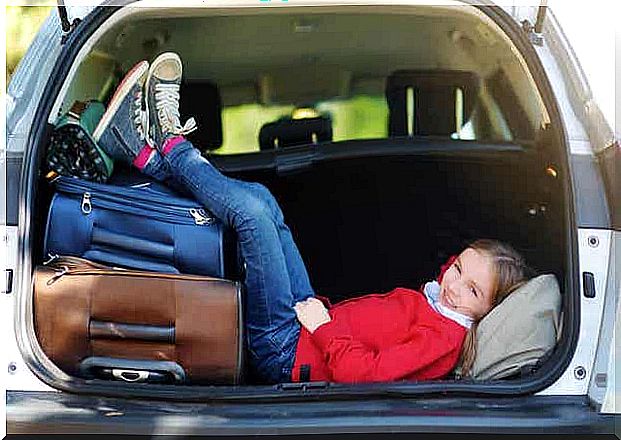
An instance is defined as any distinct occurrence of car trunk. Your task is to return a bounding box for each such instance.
[21,3,577,399]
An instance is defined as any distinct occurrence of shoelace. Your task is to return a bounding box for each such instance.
[133,91,147,141]
[154,83,197,138]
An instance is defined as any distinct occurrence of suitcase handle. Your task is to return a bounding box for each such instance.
[79,356,187,384]
[92,226,175,261]
[89,320,175,343]
[112,369,154,382]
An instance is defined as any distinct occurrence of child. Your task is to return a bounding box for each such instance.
[93,53,532,384]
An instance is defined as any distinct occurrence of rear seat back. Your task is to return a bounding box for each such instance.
[386,70,480,137]
[179,80,223,152]
[259,116,332,150]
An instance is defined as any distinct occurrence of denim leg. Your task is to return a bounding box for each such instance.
[232,180,315,303]
[164,142,299,383]
[141,150,170,182]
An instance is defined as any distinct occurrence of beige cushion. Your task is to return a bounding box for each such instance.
[470,274,561,380]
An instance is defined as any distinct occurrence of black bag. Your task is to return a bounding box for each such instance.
[46,101,114,183]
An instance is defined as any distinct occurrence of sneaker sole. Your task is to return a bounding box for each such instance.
[93,60,149,141]
[144,52,183,147]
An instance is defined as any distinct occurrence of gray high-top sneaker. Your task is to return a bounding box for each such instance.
[93,60,150,164]
[145,52,197,150]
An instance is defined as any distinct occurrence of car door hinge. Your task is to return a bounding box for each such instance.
[521,20,544,46]
[521,1,548,47]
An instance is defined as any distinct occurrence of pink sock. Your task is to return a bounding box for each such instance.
[161,136,186,156]
[132,144,156,170]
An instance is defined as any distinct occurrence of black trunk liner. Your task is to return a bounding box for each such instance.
[228,153,565,302]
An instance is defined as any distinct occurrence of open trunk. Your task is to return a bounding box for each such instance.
[23,3,576,399]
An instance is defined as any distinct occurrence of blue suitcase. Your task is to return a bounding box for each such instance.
[44,175,236,277]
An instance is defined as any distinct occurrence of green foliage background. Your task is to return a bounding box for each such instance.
[7,5,53,82]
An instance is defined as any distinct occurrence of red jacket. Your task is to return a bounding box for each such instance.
[291,256,467,383]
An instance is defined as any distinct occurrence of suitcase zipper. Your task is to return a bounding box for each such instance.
[71,190,215,226]
[56,178,214,225]
[189,208,213,225]
[43,254,118,284]
[55,176,191,209]
[43,254,234,283]
[81,192,92,214]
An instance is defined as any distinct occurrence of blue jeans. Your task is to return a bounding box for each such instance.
[152,141,315,383]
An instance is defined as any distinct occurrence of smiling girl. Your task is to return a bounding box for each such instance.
[291,239,531,382]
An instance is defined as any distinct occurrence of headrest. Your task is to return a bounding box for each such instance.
[179,81,222,151]
[468,274,561,380]
[385,70,480,137]
[259,116,333,150]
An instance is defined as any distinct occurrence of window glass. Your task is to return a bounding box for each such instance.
[214,85,515,155]
[317,95,388,141]
[216,95,388,155]
[219,103,295,155]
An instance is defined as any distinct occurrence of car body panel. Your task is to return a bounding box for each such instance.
[541,8,615,155]
[593,231,620,414]
[4,2,620,437]
[537,229,610,397]
[6,391,617,435]
[2,225,54,393]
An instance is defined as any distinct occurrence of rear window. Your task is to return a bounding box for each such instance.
[212,74,515,156]
[62,11,546,155]
[219,95,389,154]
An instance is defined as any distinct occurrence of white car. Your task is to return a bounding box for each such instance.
[4,0,619,435]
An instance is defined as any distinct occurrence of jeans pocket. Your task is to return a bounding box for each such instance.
[247,324,299,384]
[268,321,300,356]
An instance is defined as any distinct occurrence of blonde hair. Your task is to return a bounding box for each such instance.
[458,239,532,378]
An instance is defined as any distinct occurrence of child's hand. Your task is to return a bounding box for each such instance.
[294,298,331,333]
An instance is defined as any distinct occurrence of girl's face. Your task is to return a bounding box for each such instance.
[439,248,496,320]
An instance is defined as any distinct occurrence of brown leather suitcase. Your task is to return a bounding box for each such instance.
[34,256,243,385]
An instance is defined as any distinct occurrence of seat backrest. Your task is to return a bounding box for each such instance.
[179,80,223,151]
[259,116,333,150]
[385,70,480,137]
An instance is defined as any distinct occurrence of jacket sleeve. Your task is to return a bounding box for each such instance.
[310,318,462,383]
